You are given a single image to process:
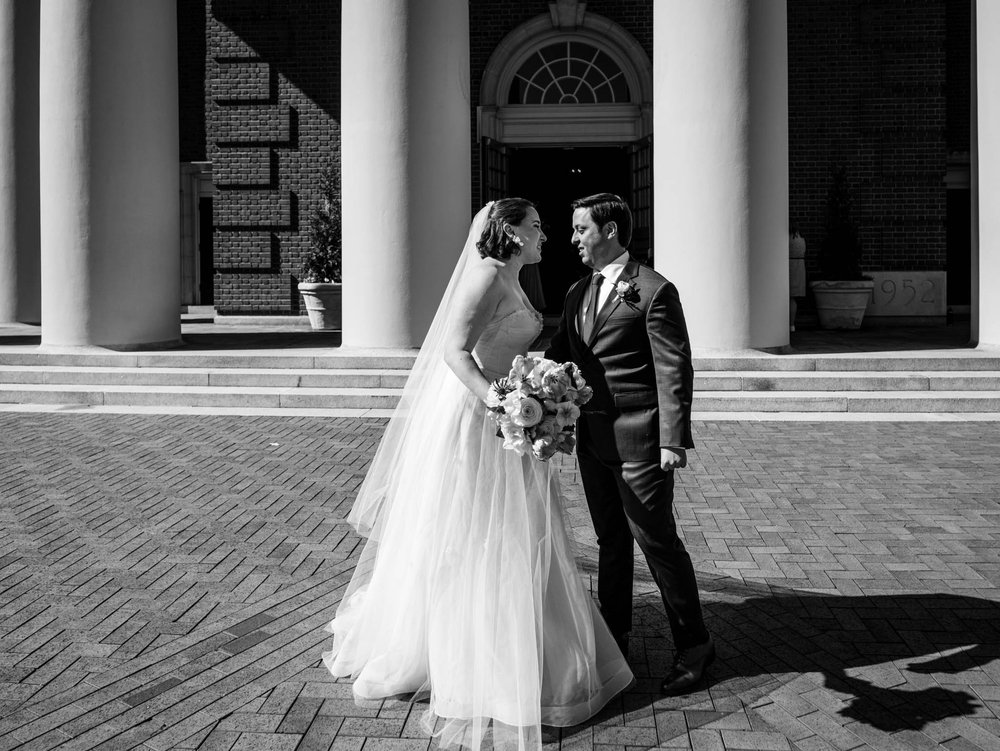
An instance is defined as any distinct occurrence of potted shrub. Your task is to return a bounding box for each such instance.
[808,165,874,330]
[298,164,342,330]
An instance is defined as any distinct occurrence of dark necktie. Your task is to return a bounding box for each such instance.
[581,273,603,341]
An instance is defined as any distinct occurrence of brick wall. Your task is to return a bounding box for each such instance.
[469,1,542,211]
[177,0,961,314]
[196,0,341,315]
[945,0,971,155]
[788,0,948,277]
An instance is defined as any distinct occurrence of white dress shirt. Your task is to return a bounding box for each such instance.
[593,251,631,311]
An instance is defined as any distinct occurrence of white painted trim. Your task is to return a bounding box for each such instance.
[480,103,647,144]
[479,12,651,144]
[179,162,213,306]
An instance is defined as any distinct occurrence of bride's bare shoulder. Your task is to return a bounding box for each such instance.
[463,258,505,291]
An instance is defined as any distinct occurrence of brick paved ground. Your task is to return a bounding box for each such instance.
[1,415,999,751]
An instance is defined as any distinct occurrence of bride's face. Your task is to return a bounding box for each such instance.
[510,207,546,264]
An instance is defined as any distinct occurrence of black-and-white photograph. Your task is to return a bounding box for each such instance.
[2,2,998,750]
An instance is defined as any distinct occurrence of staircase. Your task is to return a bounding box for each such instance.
[2,346,1000,415]
[0,349,411,413]
[692,353,1000,414]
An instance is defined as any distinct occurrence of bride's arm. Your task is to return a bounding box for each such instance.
[444,264,503,402]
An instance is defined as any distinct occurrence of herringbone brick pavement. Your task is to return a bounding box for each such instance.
[1,415,999,750]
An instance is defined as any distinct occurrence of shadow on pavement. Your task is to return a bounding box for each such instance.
[607,574,999,736]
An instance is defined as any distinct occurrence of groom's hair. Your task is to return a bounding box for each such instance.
[572,193,632,248]
[477,197,535,260]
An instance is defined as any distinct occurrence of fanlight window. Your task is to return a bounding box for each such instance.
[508,41,630,105]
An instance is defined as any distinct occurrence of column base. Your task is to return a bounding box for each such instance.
[38,338,185,353]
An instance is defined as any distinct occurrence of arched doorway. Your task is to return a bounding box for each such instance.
[478,13,652,313]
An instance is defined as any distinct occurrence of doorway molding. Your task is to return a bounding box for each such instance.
[478,12,652,145]
[179,162,214,306]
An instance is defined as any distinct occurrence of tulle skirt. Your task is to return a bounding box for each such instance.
[323,378,633,751]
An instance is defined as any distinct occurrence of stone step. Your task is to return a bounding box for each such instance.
[0,383,405,410]
[691,354,1000,372]
[0,350,420,370]
[0,365,411,389]
[3,365,1000,393]
[696,371,1000,391]
[1,383,999,413]
[694,391,1000,413]
[3,348,1000,372]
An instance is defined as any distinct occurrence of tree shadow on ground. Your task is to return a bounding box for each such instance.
[708,578,996,730]
[566,573,999,741]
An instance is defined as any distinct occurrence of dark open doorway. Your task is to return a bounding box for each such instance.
[946,188,971,317]
[198,197,214,305]
[508,146,631,314]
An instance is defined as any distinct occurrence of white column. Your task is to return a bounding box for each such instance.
[341,0,472,349]
[654,0,788,351]
[0,0,40,324]
[39,0,180,348]
[974,0,1000,347]
[748,2,789,348]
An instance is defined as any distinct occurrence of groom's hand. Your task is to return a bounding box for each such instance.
[660,448,687,471]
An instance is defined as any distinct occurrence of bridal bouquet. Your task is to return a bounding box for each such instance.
[485,355,593,461]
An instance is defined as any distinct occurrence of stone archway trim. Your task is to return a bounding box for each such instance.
[480,103,645,144]
[479,12,652,144]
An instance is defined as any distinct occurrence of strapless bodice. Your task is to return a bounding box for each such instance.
[473,305,544,380]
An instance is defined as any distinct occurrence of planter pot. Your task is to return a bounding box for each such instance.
[298,282,342,330]
[809,280,875,330]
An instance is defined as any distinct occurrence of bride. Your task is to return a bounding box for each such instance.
[323,199,633,751]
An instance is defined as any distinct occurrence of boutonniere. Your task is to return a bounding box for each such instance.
[614,279,639,305]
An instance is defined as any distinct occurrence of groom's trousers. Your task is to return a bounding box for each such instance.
[577,434,708,651]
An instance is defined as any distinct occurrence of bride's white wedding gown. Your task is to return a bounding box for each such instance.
[324,298,633,751]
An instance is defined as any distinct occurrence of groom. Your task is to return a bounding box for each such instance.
[545,193,714,696]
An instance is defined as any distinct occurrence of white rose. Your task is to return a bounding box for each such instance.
[510,396,544,428]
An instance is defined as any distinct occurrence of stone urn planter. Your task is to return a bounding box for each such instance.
[809,279,874,330]
[298,282,342,330]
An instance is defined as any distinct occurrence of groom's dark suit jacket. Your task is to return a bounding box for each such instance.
[546,257,694,462]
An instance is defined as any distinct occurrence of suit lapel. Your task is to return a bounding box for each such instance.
[586,258,640,348]
[567,276,591,343]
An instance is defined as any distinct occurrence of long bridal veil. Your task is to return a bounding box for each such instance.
[344,202,493,539]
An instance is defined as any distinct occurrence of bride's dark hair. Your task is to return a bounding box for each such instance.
[476,197,534,259]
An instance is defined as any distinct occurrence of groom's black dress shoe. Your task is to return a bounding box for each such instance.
[659,636,715,696]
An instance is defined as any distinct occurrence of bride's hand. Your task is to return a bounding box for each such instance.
[484,380,504,409]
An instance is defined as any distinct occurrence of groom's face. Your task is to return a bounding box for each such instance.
[572,208,613,270]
